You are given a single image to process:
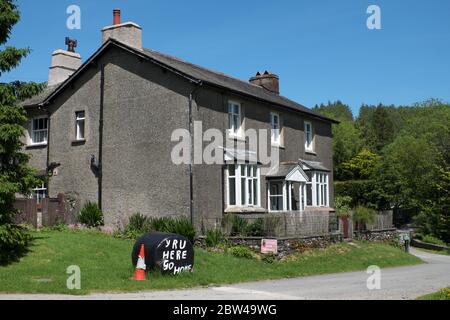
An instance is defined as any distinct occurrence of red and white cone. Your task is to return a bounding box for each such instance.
[133,244,146,281]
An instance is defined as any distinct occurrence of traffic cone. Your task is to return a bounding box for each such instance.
[133,244,146,281]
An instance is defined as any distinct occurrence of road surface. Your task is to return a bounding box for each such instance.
[1,248,449,300]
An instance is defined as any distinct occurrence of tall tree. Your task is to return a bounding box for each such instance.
[0,0,44,264]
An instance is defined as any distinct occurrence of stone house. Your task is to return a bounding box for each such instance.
[21,10,338,235]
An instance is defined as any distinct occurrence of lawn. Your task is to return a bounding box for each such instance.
[417,288,450,300]
[0,229,422,295]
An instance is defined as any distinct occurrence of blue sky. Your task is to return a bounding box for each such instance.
[2,0,450,115]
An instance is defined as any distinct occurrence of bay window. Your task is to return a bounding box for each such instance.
[305,171,329,207]
[227,164,260,207]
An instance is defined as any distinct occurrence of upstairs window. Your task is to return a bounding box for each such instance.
[31,117,48,145]
[270,112,281,145]
[75,111,85,140]
[304,121,313,152]
[228,101,242,137]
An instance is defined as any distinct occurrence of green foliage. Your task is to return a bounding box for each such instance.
[313,100,354,122]
[245,218,264,236]
[205,229,225,247]
[334,180,376,207]
[352,206,375,230]
[146,216,196,243]
[341,148,380,180]
[334,196,353,217]
[420,234,447,247]
[261,253,276,264]
[0,223,32,264]
[78,202,104,227]
[0,0,45,264]
[228,245,255,259]
[231,215,248,236]
[261,214,281,237]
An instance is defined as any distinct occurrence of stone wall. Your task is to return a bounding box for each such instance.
[353,228,398,242]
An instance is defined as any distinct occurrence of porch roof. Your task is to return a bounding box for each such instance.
[265,162,309,182]
[300,159,330,172]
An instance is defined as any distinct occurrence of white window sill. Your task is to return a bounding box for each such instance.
[225,206,266,213]
[26,142,47,149]
[305,150,316,155]
[228,134,246,142]
[271,143,285,149]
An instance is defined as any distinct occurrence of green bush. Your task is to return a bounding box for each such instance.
[334,180,375,207]
[261,253,276,264]
[334,196,353,217]
[78,202,103,227]
[0,223,32,265]
[205,229,225,247]
[353,206,375,230]
[126,213,147,233]
[422,234,447,247]
[231,215,249,236]
[229,245,254,259]
[146,216,196,243]
[246,218,264,236]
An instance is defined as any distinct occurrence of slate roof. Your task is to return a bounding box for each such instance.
[21,39,337,123]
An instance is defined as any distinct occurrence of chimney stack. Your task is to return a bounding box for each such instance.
[102,9,142,50]
[48,38,81,86]
[249,71,280,94]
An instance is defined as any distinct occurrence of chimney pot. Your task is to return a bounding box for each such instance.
[113,9,121,25]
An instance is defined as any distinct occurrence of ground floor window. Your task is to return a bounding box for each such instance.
[268,181,283,211]
[227,164,260,207]
[31,182,47,204]
[305,171,329,207]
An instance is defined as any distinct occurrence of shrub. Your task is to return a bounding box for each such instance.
[246,218,264,236]
[229,245,254,259]
[421,234,447,247]
[440,288,450,300]
[146,216,195,243]
[353,206,375,231]
[261,253,276,264]
[78,202,104,227]
[205,229,225,247]
[0,223,32,265]
[126,213,147,233]
[334,196,353,217]
[334,180,376,207]
[231,215,248,236]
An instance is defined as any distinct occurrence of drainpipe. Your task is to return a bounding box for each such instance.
[98,63,105,210]
[188,80,203,227]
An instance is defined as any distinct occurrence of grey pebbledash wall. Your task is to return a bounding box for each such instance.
[23,44,335,233]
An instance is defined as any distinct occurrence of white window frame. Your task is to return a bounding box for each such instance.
[268,180,285,212]
[75,111,85,141]
[228,101,243,138]
[226,164,260,208]
[30,117,48,145]
[270,112,281,146]
[305,171,329,207]
[304,120,314,152]
[31,182,47,204]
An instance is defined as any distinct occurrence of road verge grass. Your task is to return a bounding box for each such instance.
[0,230,422,294]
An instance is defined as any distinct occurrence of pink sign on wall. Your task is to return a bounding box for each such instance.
[261,239,278,254]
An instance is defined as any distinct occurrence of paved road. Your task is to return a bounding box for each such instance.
[1,248,449,300]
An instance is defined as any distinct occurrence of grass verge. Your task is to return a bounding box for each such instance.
[417,288,450,300]
[0,230,422,295]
